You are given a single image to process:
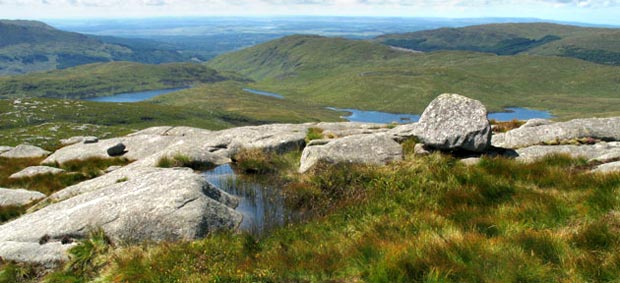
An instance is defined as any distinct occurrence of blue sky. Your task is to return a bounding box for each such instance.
[1,0,619,25]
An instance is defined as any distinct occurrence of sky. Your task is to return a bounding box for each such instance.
[0,0,619,25]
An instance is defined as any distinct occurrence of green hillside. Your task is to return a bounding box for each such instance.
[0,62,237,99]
[0,20,187,75]
[208,34,620,119]
[376,23,620,65]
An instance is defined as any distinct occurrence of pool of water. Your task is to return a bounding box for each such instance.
[242,88,285,99]
[488,107,553,121]
[203,164,297,236]
[327,107,420,124]
[330,107,552,123]
[83,87,187,103]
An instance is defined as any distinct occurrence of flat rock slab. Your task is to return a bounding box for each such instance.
[43,134,181,165]
[516,143,620,162]
[593,161,620,173]
[60,136,98,146]
[0,188,46,207]
[0,146,13,154]
[493,117,620,149]
[0,145,50,159]
[9,166,65,179]
[299,133,403,173]
[0,241,72,268]
[0,168,242,265]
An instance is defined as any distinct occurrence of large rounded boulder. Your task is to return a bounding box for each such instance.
[414,93,491,152]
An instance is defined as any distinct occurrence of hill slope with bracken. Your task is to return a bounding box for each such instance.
[0,20,187,75]
[375,23,620,65]
[208,34,620,119]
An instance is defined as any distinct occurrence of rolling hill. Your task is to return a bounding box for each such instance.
[376,23,620,65]
[208,34,620,119]
[0,61,239,99]
[0,20,187,75]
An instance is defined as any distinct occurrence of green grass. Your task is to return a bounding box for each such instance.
[305,127,325,143]
[0,156,131,196]
[156,154,215,171]
[0,97,261,150]
[7,150,620,282]
[0,20,198,76]
[376,22,620,65]
[149,81,342,124]
[0,61,237,99]
[208,35,620,120]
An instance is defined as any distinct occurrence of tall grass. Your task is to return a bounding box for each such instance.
[4,152,620,282]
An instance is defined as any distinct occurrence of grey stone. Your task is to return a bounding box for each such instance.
[299,133,403,173]
[9,166,65,179]
[106,143,126,156]
[492,117,620,149]
[413,143,432,156]
[0,188,46,206]
[0,241,72,268]
[593,161,620,173]
[393,94,491,152]
[588,149,620,163]
[104,165,122,173]
[388,123,420,142]
[461,157,482,166]
[520,119,553,128]
[60,136,98,146]
[44,134,180,165]
[0,168,242,265]
[309,122,388,139]
[0,144,50,159]
[516,142,620,163]
[0,146,13,154]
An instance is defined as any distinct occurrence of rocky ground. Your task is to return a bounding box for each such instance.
[1,93,620,267]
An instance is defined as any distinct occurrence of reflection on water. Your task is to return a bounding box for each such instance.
[83,87,187,103]
[203,164,296,236]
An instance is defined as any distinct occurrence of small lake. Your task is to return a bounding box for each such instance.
[327,107,420,124]
[329,107,552,123]
[243,88,285,99]
[241,88,552,123]
[488,107,553,121]
[203,164,297,236]
[83,87,186,103]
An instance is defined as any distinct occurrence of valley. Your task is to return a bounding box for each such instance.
[1,14,620,283]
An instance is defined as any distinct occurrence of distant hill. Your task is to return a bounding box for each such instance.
[0,20,187,75]
[0,61,239,99]
[208,34,403,81]
[376,23,620,65]
[208,34,620,119]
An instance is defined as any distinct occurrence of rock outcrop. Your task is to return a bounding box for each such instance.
[390,94,491,152]
[0,188,46,207]
[492,117,620,149]
[593,161,620,173]
[299,133,403,173]
[0,146,13,154]
[0,168,242,265]
[0,144,50,159]
[60,136,98,146]
[9,166,65,179]
[515,143,620,163]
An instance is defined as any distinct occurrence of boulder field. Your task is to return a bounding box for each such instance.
[1,93,620,266]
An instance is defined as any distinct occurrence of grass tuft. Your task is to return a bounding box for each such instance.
[305,127,324,143]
